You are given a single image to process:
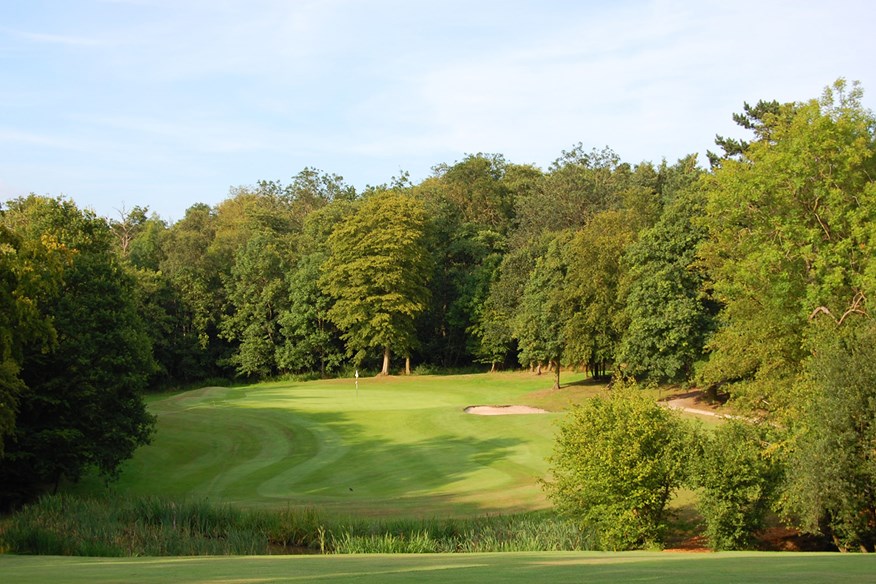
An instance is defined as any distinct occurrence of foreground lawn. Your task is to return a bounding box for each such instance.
[70,373,597,517]
[2,551,873,584]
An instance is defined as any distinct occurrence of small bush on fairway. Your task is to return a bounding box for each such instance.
[543,382,692,550]
[692,420,782,550]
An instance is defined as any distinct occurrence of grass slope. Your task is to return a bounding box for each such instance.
[70,373,597,517]
[2,552,873,584]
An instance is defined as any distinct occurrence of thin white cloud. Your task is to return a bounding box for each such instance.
[1,0,874,220]
[92,0,347,82]
[346,0,873,167]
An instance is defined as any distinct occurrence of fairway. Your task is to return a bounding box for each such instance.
[2,552,873,584]
[71,373,594,516]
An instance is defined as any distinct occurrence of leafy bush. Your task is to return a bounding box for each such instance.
[543,382,692,550]
[411,363,439,376]
[782,321,876,552]
[692,420,781,550]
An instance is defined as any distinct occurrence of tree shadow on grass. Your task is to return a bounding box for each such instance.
[562,376,610,388]
[69,404,538,518]
[255,408,530,516]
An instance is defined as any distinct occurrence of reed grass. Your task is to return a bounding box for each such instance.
[0,494,596,556]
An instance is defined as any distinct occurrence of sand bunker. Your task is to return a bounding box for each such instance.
[464,405,549,416]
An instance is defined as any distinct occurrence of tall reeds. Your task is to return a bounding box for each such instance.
[0,494,597,556]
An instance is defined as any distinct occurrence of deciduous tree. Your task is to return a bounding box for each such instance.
[619,157,716,383]
[699,79,876,415]
[0,196,155,505]
[321,191,431,375]
[692,420,782,550]
[514,234,567,387]
[560,210,636,378]
[782,320,876,552]
[0,221,64,454]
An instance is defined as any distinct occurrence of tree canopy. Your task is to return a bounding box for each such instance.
[3,79,875,535]
[320,190,432,375]
[0,196,156,506]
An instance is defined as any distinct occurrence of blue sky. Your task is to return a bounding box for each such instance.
[1,0,874,222]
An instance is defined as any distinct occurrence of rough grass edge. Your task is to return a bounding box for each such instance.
[0,494,598,556]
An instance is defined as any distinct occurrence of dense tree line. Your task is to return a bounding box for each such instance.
[1,80,874,549]
[545,80,876,552]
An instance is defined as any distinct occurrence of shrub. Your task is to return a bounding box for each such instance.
[692,420,782,550]
[782,321,876,553]
[543,382,692,550]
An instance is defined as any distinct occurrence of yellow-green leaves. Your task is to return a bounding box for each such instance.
[544,383,691,550]
[321,191,431,373]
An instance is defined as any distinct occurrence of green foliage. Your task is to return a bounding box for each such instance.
[426,153,516,235]
[413,155,518,367]
[1,495,269,556]
[109,205,151,259]
[782,320,876,552]
[127,213,167,271]
[321,190,432,373]
[707,99,784,167]
[277,252,344,375]
[474,240,544,369]
[220,230,293,377]
[159,203,224,357]
[699,79,876,416]
[543,382,691,550]
[0,196,156,505]
[275,203,352,375]
[328,513,595,553]
[0,221,64,454]
[692,420,782,550]
[560,210,636,376]
[515,145,625,240]
[1,494,596,556]
[514,234,567,383]
[619,158,716,383]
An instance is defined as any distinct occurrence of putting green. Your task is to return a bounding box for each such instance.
[2,552,873,584]
[72,373,592,516]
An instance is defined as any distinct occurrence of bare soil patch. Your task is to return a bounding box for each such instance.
[658,389,735,418]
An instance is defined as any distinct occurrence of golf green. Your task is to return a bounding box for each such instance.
[71,373,593,516]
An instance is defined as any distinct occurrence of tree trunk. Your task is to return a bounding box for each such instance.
[490,361,497,373]
[381,346,391,376]
[405,355,411,375]
[536,362,542,375]
[553,360,560,390]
